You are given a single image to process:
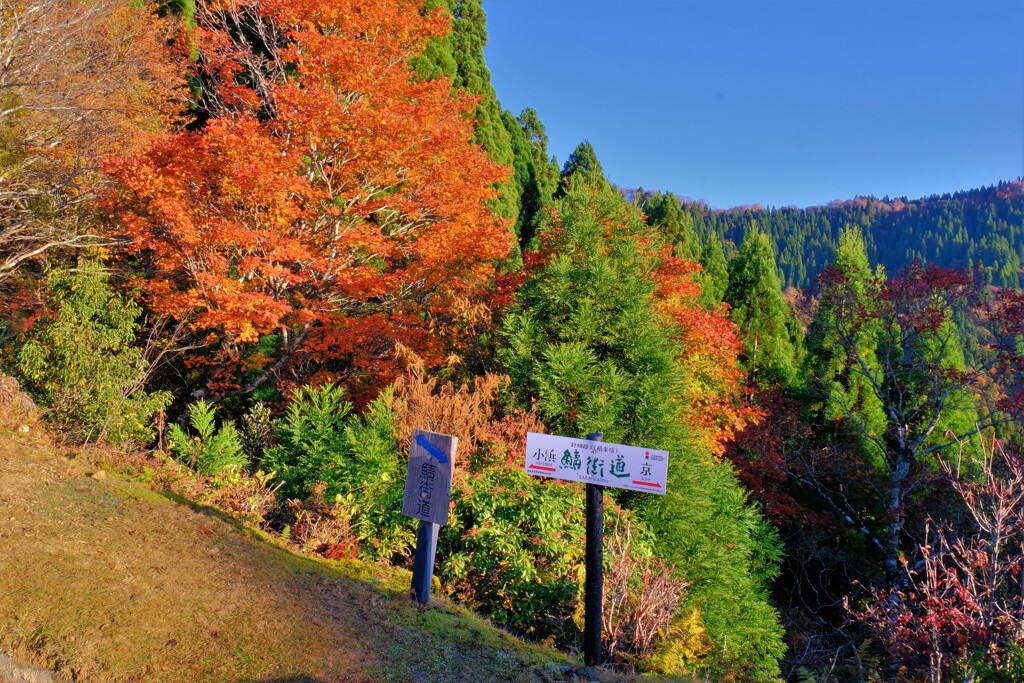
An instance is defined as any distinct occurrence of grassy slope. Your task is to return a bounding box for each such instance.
[0,426,582,683]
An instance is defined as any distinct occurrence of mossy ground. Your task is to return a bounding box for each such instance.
[0,425,611,683]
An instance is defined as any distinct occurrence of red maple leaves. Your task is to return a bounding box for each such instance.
[106,0,511,397]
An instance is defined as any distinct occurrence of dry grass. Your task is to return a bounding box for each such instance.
[392,355,546,475]
[0,426,593,683]
[392,360,503,470]
[0,373,38,427]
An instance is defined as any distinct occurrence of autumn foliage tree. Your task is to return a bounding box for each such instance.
[107,0,511,400]
[652,252,754,455]
[810,263,1000,580]
[0,0,180,283]
[852,440,1024,681]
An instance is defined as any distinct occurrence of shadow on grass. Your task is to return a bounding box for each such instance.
[0,438,571,683]
[154,486,408,596]
[145,485,565,683]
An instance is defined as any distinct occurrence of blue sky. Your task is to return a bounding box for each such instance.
[483,0,1024,209]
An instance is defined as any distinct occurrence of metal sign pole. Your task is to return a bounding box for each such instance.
[522,430,669,667]
[584,432,604,667]
[411,520,440,604]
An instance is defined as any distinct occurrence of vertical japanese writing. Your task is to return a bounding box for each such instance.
[417,460,436,517]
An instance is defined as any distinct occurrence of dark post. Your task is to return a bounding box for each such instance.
[584,432,604,666]
[403,429,456,604]
[411,520,439,604]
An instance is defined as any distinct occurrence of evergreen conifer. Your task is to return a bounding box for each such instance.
[697,231,729,310]
[500,177,784,679]
[805,227,888,460]
[724,225,800,388]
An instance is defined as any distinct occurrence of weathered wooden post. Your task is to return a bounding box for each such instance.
[583,432,604,667]
[401,429,457,604]
[524,431,669,668]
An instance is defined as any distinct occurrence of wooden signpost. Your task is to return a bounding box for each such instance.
[524,431,669,666]
[401,428,457,604]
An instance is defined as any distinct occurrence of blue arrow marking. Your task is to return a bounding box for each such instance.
[415,434,448,464]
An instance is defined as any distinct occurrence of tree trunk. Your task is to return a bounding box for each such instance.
[885,450,912,582]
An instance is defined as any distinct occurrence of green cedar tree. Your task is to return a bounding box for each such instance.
[499,177,784,679]
[559,140,608,192]
[503,107,559,247]
[724,225,801,388]
[805,227,888,463]
[640,191,701,261]
[697,231,729,310]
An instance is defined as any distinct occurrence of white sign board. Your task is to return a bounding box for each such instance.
[524,432,668,494]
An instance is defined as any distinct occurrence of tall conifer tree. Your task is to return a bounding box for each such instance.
[559,140,607,191]
[806,227,888,460]
[640,191,701,261]
[725,225,800,388]
[697,231,729,310]
[500,173,784,679]
[503,108,559,247]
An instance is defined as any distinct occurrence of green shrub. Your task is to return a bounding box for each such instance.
[263,385,399,500]
[262,385,412,557]
[437,466,587,641]
[168,400,248,476]
[15,259,170,445]
[437,462,673,651]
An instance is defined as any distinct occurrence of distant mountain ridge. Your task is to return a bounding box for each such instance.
[630,180,1024,289]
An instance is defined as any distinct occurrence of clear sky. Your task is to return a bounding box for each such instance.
[483,0,1024,209]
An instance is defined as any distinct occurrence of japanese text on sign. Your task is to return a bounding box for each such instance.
[402,429,457,525]
[416,460,436,518]
[524,432,668,494]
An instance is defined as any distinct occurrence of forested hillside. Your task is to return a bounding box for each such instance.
[3,1,1024,682]
[634,182,1024,289]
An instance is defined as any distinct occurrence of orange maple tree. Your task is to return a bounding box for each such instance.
[652,253,757,456]
[106,0,511,399]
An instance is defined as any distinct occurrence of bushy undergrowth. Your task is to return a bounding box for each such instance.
[13,259,170,445]
[441,465,588,639]
[259,385,415,558]
[263,385,399,503]
[168,400,248,476]
[152,368,692,671]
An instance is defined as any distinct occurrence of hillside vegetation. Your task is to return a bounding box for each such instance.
[0,423,592,683]
[4,0,1024,681]
[635,181,1024,288]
